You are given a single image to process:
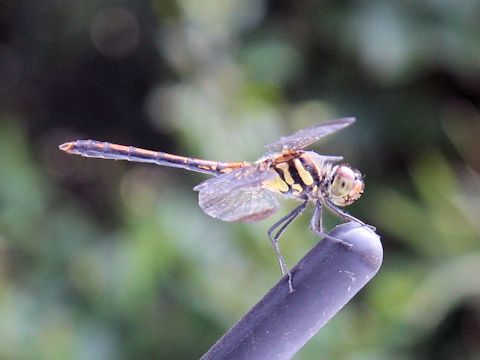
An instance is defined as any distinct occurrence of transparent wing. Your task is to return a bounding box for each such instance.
[265,117,355,151]
[305,151,344,165]
[197,185,280,223]
[194,166,280,223]
[193,165,275,193]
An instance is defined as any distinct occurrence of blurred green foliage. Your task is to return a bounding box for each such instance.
[1,0,480,359]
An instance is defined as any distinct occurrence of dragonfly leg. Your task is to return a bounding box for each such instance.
[324,200,376,232]
[309,200,324,234]
[268,200,308,292]
[324,199,365,225]
[310,200,353,249]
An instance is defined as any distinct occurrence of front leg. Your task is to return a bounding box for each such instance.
[324,199,365,225]
[309,200,323,234]
[310,201,353,249]
[324,199,376,232]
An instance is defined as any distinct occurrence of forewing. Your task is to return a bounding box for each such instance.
[305,151,344,165]
[193,165,275,193]
[265,117,355,151]
[194,166,279,223]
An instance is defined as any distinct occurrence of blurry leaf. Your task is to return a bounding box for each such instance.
[241,37,302,86]
[406,253,480,332]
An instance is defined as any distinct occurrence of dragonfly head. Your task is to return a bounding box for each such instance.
[329,164,364,207]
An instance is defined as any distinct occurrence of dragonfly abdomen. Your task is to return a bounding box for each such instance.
[59,140,248,175]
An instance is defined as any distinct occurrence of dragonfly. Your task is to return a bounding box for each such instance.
[59,117,366,291]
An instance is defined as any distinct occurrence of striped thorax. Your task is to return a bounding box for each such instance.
[264,150,364,207]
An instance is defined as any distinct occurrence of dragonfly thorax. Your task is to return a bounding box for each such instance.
[264,150,364,208]
[265,151,331,200]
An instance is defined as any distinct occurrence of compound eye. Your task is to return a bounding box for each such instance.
[331,166,355,197]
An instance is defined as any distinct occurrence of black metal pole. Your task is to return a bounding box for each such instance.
[201,222,382,360]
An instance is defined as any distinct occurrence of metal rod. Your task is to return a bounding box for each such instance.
[201,222,382,360]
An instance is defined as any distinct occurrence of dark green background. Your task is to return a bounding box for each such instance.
[1,1,480,359]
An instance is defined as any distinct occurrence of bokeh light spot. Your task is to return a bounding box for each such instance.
[90,7,140,58]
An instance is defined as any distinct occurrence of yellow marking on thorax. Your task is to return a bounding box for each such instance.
[291,183,303,192]
[276,162,295,185]
[293,158,314,186]
[264,174,289,193]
